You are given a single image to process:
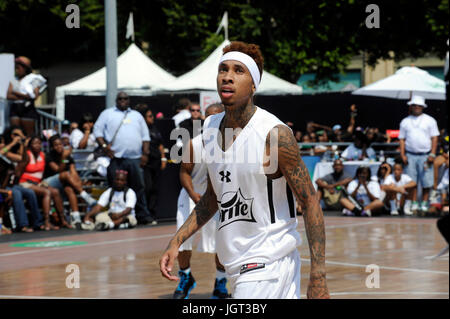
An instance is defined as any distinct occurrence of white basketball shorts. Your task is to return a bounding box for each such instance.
[176,188,218,253]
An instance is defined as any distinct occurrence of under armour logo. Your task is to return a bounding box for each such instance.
[219,170,231,183]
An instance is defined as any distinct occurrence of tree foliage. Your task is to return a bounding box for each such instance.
[0,0,447,85]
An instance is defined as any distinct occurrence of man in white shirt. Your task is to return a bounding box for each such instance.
[172,98,192,127]
[83,170,137,230]
[341,131,376,161]
[382,162,417,216]
[399,95,440,213]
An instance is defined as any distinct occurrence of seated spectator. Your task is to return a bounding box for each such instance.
[70,113,97,150]
[341,131,376,161]
[381,162,417,216]
[430,148,449,213]
[1,125,27,163]
[316,159,352,210]
[16,135,70,230]
[43,135,97,228]
[82,170,137,231]
[340,166,384,217]
[376,162,392,185]
[0,136,45,233]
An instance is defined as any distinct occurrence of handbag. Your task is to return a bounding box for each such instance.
[93,111,128,159]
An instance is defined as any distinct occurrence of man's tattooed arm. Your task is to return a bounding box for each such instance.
[268,124,329,299]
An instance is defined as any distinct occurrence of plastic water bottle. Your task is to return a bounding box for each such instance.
[379,150,385,162]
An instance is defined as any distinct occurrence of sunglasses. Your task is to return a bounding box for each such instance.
[117,97,129,101]
[190,109,201,112]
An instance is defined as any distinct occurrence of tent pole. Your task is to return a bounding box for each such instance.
[105,0,118,109]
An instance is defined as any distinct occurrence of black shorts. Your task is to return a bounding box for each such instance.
[9,101,38,121]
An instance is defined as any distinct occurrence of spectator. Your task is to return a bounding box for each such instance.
[399,95,440,213]
[340,166,384,217]
[381,162,417,216]
[142,106,167,223]
[1,126,27,163]
[172,98,192,127]
[430,149,449,211]
[0,143,43,233]
[315,159,352,211]
[16,135,70,229]
[294,130,302,143]
[43,134,97,228]
[82,170,137,231]
[376,162,392,185]
[179,102,204,139]
[341,131,376,161]
[93,91,154,225]
[69,112,97,150]
[7,56,46,136]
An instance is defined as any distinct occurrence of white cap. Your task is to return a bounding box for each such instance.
[407,95,427,108]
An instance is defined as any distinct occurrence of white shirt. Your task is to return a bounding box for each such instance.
[172,109,191,127]
[347,179,381,206]
[191,134,207,194]
[383,174,413,187]
[341,144,376,160]
[399,113,440,153]
[70,128,97,149]
[202,106,302,281]
[97,187,137,216]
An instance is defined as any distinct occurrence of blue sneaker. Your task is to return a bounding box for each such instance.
[173,270,196,299]
[212,277,230,299]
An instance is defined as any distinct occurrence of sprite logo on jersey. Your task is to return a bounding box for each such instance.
[218,188,255,230]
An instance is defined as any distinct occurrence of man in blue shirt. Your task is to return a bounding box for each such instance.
[94,92,155,225]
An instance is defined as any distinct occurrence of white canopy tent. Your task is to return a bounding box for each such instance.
[153,40,303,95]
[55,43,176,119]
[352,66,446,100]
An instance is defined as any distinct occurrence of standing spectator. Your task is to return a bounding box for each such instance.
[381,162,417,215]
[294,130,302,143]
[340,166,384,216]
[399,95,440,213]
[172,98,192,127]
[7,56,46,136]
[142,106,166,224]
[341,131,376,161]
[179,102,204,139]
[93,92,154,225]
[315,159,352,211]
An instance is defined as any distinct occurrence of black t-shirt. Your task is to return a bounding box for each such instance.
[44,151,75,178]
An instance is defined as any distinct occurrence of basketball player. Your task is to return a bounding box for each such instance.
[173,103,229,299]
[160,41,329,299]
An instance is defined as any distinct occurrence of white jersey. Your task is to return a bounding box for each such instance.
[202,106,302,279]
[191,134,207,194]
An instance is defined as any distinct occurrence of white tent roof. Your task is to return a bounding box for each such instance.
[55,43,176,119]
[153,40,303,95]
[352,66,446,100]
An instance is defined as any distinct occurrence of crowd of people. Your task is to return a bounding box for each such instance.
[0,55,448,236]
[313,95,449,217]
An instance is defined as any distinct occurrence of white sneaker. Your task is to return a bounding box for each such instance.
[403,206,413,215]
[411,202,420,211]
[390,210,399,216]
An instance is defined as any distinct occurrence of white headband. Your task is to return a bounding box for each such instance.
[219,51,261,90]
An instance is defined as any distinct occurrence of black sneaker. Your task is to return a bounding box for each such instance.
[212,277,230,299]
[173,270,196,299]
[95,222,109,231]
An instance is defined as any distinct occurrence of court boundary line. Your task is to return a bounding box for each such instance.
[300,258,449,275]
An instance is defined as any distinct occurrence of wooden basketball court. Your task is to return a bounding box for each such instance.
[0,215,448,299]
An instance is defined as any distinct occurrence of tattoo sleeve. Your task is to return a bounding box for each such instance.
[168,174,218,249]
[273,125,326,274]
